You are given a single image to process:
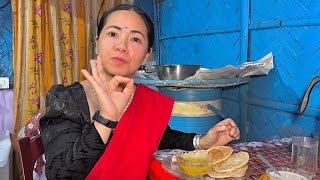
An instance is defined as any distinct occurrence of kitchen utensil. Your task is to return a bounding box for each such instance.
[207,104,227,119]
[176,150,212,176]
[256,153,281,176]
[154,64,200,80]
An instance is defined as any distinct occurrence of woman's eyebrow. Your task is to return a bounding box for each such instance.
[130,30,145,39]
[105,25,121,31]
[105,25,145,39]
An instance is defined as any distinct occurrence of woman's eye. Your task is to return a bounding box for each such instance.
[131,37,141,42]
[108,32,117,37]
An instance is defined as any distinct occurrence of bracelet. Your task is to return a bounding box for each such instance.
[92,111,118,129]
[193,134,203,150]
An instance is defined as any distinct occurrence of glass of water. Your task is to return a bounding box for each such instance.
[291,136,318,178]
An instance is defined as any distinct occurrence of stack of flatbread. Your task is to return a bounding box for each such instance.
[206,146,249,179]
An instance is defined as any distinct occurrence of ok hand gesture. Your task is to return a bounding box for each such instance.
[81,56,134,121]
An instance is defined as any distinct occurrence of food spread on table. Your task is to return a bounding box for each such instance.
[173,146,249,178]
[208,151,249,178]
[207,146,233,165]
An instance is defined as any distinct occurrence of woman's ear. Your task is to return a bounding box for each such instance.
[142,48,153,65]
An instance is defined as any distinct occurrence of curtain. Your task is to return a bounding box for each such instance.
[12,0,134,135]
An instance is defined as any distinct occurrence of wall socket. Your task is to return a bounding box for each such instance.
[0,77,9,89]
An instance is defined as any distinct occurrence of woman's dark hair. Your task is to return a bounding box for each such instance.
[97,4,154,52]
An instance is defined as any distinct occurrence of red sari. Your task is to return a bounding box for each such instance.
[86,84,174,180]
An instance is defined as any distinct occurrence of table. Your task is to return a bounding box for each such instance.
[149,138,320,179]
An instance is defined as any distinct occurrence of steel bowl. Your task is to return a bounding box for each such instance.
[176,150,212,176]
[155,64,200,80]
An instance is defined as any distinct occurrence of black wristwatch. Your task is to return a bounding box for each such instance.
[92,111,118,129]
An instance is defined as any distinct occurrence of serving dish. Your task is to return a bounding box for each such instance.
[154,64,201,80]
[161,155,251,179]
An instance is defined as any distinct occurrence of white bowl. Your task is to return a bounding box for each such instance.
[266,167,312,180]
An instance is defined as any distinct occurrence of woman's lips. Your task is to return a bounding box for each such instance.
[112,57,127,64]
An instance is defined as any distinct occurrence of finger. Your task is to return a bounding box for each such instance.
[81,69,93,82]
[225,118,237,127]
[229,126,237,136]
[211,125,227,134]
[96,56,105,80]
[235,135,240,140]
[217,118,233,126]
[235,127,240,140]
[230,126,240,139]
[123,78,134,95]
[81,69,102,93]
[226,125,232,131]
[234,133,240,140]
[236,135,240,140]
[109,75,131,91]
[90,59,99,78]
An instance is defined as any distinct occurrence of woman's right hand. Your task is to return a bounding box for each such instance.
[199,118,240,149]
[81,56,134,121]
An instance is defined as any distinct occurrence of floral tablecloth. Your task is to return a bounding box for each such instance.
[153,138,320,180]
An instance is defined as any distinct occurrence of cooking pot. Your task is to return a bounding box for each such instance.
[154,64,201,80]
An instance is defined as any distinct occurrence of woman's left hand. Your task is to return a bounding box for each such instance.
[199,118,240,149]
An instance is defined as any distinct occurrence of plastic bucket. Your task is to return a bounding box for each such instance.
[159,88,222,134]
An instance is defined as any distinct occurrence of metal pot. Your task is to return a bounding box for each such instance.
[154,64,200,80]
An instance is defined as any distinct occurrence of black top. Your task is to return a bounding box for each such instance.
[39,82,196,180]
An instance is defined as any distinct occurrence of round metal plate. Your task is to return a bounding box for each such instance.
[134,77,250,88]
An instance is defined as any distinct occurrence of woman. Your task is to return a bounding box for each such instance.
[40,4,240,179]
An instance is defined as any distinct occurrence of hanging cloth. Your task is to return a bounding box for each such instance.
[86,84,174,180]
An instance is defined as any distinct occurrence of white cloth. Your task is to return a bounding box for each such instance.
[186,52,274,80]
[0,130,10,168]
[135,53,274,81]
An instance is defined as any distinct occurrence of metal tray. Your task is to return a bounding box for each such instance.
[134,77,250,88]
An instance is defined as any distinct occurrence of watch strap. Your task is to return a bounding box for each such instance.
[92,111,118,129]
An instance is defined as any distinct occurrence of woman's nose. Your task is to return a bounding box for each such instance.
[115,39,128,52]
[116,45,127,52]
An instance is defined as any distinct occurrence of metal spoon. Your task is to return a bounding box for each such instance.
[207,104,228,119]
[256,153,281,176]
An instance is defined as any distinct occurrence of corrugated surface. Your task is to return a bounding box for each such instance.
[160,0,240,36]
[134,1,154,23]
[0,1,13,87]
[147,0,320,141]
[159,0,241,69]
[247,0,320,140]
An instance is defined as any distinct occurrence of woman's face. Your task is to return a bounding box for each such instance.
[96,10,152,78]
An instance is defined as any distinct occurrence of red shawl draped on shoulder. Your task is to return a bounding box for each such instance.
[86,84,174,180]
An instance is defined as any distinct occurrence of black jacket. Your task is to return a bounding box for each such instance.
[39,82,196,180]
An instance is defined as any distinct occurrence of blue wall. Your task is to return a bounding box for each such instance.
[246,0,320,141]
[0,1,13,87]
[142,0,320,141]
